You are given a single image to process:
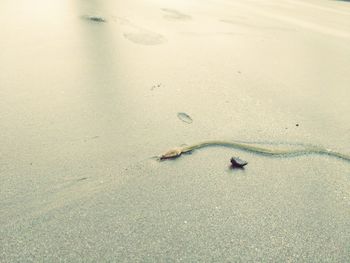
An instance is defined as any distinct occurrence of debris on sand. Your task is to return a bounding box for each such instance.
[230,157,248,168]
[81,15,107,23]
[150,83,161,90]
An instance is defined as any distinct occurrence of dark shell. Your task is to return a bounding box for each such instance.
[230,157,248,168]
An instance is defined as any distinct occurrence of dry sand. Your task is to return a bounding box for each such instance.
[1,0,350,261]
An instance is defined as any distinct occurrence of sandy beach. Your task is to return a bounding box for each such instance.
[1,0,350,261]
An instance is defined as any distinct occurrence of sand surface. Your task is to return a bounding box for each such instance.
[1,0,350,261]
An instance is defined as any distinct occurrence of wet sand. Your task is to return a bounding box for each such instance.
[1,0,350,261]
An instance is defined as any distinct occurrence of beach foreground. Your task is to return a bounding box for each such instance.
[1,0,350,261]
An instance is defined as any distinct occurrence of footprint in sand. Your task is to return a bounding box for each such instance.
[123,31,165,45]
[115,17,166,45]
[161,8,191,21]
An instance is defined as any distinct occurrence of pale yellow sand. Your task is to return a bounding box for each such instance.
[1,0,350,261]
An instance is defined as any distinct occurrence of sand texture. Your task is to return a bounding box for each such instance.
[1,0,350,261]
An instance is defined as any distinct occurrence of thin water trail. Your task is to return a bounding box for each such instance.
[158,140,350,162]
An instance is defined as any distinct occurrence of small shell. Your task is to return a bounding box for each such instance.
[230,157,248,168]
[160,147,182,160]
